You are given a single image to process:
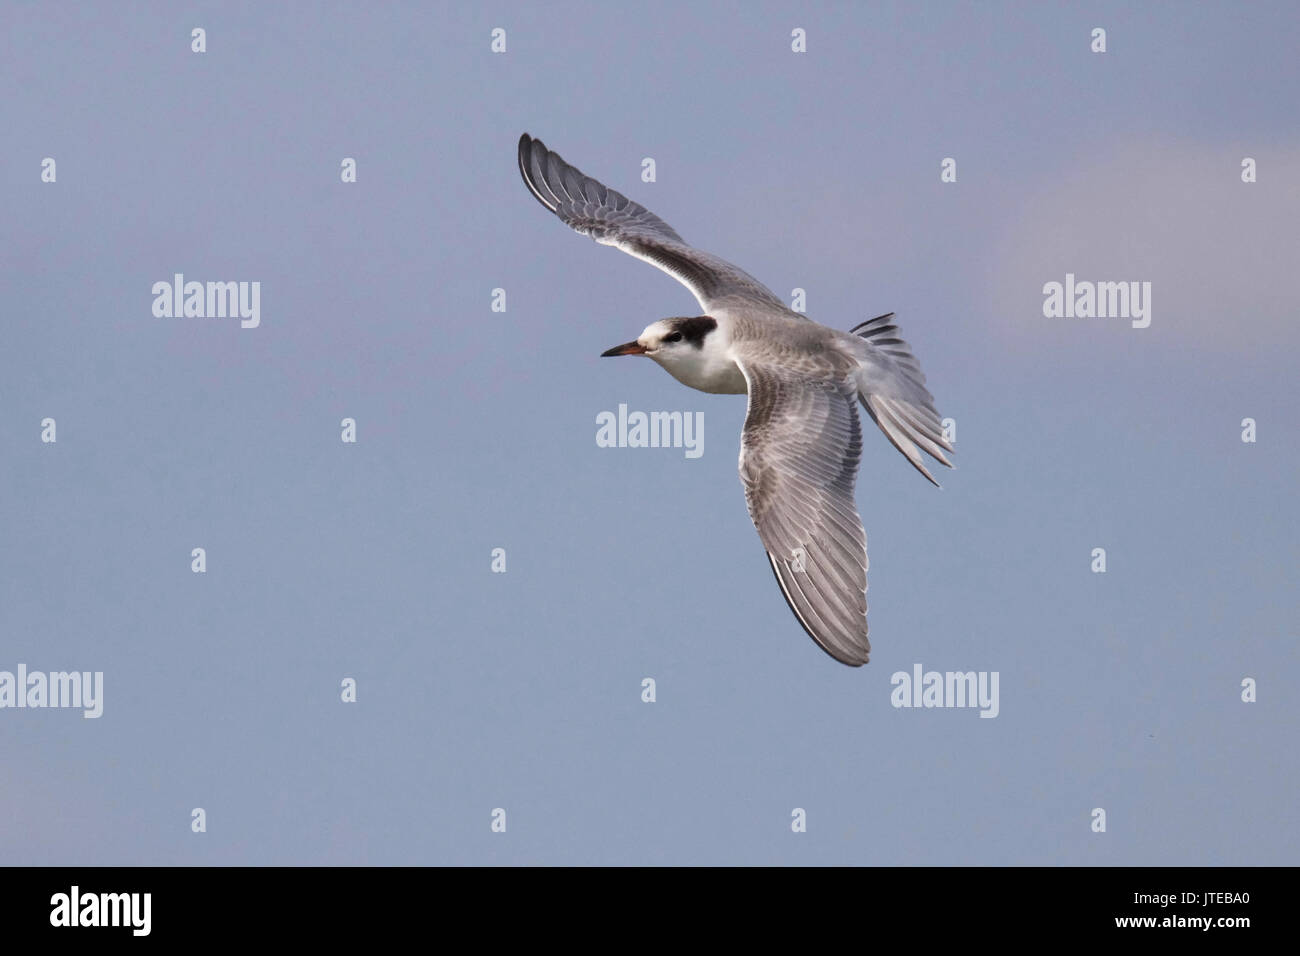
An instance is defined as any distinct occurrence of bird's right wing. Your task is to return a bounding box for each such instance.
[737,358,871,666]
[519,133,791,315]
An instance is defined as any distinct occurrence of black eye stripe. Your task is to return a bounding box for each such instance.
[668,316,717,349]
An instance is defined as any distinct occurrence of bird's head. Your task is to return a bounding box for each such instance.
[600,316,718,371]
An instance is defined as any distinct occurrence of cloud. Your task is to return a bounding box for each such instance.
[986,139,1299,354]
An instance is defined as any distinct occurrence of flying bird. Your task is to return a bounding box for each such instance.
[518,133,953,666]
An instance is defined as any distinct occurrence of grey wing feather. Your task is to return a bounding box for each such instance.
[737,360,871,666]
[518,133,791,314]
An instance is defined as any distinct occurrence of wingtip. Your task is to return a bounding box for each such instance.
[932,457,956,487]
[517,133,561,213]
[765,552,871,668]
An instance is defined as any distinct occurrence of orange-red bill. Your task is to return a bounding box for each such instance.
[600,341,647,357]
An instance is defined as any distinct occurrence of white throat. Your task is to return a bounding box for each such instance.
[651,332,746,394]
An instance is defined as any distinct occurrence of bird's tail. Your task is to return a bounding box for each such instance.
[849,313,954,487]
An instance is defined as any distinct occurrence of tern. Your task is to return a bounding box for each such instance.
[518,133,953,666]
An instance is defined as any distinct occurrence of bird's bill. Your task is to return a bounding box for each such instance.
[600,341,647,357]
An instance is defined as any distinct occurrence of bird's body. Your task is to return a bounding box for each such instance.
[518,133,953,666]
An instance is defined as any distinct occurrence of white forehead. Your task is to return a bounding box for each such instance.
[640,319,674,341]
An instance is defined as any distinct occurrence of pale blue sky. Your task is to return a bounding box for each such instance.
[1,1,1296,864]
